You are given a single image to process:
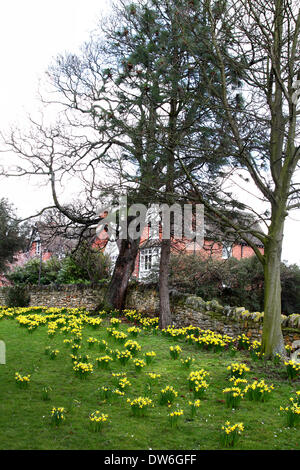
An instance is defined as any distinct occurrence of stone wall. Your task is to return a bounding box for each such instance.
[0,284,103,312]
[0,283,299,344]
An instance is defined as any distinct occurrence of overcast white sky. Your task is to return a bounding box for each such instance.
[0,0,299,266]
[0,1,112,214]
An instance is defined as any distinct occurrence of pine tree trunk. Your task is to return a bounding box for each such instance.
[104,237,140,311]
[159,239,172,329]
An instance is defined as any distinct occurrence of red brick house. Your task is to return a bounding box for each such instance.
[1,212,264,285]
[98,214,264,281]
[0,224,73,286]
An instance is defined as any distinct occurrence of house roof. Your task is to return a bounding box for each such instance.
[139,212,264,250]
[27,223,78,255]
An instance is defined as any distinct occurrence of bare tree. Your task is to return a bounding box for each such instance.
[175,0,300,358]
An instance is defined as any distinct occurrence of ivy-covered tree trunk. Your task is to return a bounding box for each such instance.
[104,237,140,311]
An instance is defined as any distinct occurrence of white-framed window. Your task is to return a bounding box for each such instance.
[139,246,160,280]
[140,248,153,272]
[222,243,232,259]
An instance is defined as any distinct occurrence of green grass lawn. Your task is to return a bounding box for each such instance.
[0,307,299,450]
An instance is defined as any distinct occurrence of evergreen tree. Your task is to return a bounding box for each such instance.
[0,199,28,273]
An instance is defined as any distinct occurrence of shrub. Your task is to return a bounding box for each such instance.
[3,285,31,307]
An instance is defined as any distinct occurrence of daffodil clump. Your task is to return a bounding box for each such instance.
[227,362,250,378]
[116,349,132,366]
[280,398,300,427]
[147,372,161,381]
[72,330,83,345]
[193,379,209,399]
[168,409,184,428]
[285,344,292,354]
[222,387,244,409]
[188,369,210,387]
[186,328,233,353]
[73,361,93,379]
[124,340,142,356]
[16,315,40,333]
[123,309,159,331]
[111,329,128,344]
[96,355,113,369]
[138,316,159,331]
[169,345,182,360]
[144,351,156,365]
[112,388,125,398]
[89,411,109,432]
[118,376,132,391]
[87,337,99,348]
[60,325,71,335]
[109,317,122,329]
[284,360,300,381]
[111,372,127,386]
[86,317,103,329]
[98,386,116,401]
[162,326,187,341]
[229,377,248,387]
[159,386,178,406]
[71,343,81,354]
[133,358,146,372]
[188,369,210,398]
[249,340,262,361]
[180,356,195,369]
[145,372,161,395]
[49,349,59,359]
[47,322,58,338]
[51,407,65,426]
[188,399,201,419]
[15,372,31,388]
[16,314,46,331]
[237,334,251,350]
[127,397,153,417]
[197,333,227,353]
[220,421,244,447]
[244,379,274,402]
[127,326,141,337]
[70,353,89,364]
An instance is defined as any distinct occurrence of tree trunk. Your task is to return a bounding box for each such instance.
[159,238,172,329]
[261,223,286,359]
[104,237,140,311]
